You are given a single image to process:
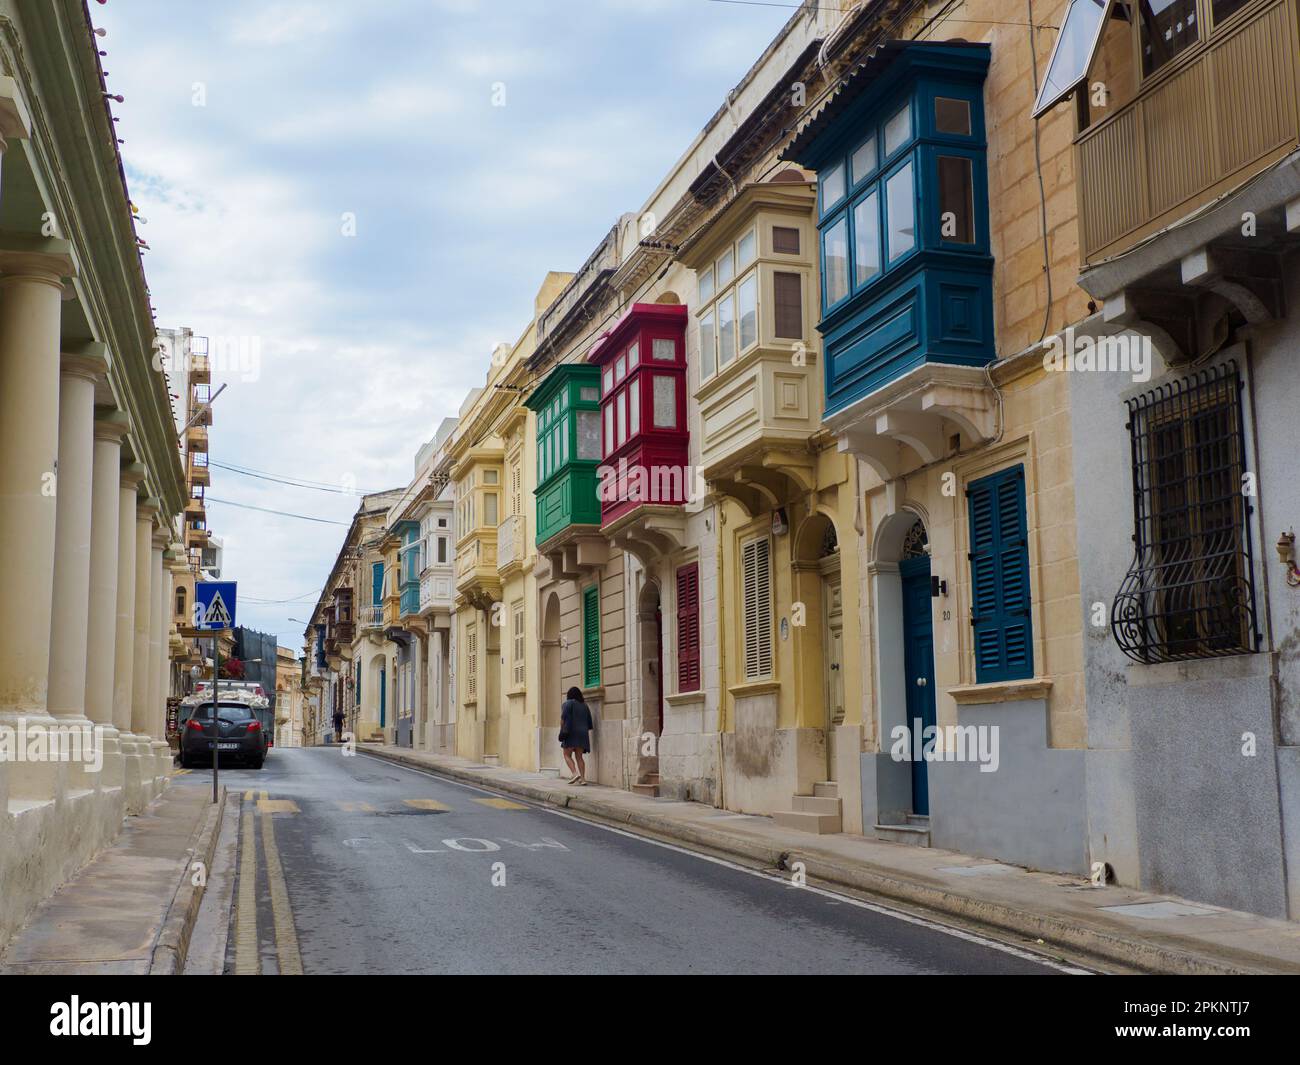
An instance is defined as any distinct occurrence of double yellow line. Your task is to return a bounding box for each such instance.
[234,790,303,976]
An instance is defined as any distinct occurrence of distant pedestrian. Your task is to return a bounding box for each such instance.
[559,687,594,785]
[333,709,345,744]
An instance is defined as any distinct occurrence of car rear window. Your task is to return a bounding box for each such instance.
[191,702,255,720]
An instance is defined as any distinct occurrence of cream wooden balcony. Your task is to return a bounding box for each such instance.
[454,530,500,610]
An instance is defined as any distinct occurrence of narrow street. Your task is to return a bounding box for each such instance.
[192,749,1072,975]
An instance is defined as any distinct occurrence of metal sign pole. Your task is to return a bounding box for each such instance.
[212,633,220,804]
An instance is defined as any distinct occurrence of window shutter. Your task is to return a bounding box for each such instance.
[772,225,801,254]
[467,625,477,700]
[676,563,700,692]
[967,465,1033,682]
[741,537,773,679]
[512,602,525,687]
[773,271,803,340]
[583,584,601,688]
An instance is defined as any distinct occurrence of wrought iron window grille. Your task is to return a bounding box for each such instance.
[1111,359,1261,664]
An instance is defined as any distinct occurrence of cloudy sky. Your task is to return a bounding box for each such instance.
[95,0,790,650]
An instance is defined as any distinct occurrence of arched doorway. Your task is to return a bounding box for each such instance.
[872,512,935,818]
[793,513,843,781]
[635,579,663,788]
[540,592,562,770]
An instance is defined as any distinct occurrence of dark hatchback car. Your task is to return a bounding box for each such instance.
[180,702,265,769]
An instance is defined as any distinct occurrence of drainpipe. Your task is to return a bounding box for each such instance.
[714,500,727,811]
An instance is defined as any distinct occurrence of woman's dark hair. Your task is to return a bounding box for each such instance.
[566,686,584,703]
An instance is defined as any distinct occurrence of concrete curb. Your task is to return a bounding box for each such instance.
[362,746,1293,976]
[149,787,227,976]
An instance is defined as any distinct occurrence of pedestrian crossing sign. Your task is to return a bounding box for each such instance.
[194,581,237,631]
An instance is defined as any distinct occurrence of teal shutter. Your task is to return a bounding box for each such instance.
[582,584,601,688]
[371,562,384,607]
[968,465,1032,682]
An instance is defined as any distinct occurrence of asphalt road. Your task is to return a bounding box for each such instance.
[207,746,1074,975]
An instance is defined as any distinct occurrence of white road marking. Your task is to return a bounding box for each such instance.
[357,751,1092,974]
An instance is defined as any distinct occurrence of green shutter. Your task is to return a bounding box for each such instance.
[582,584,601,688]
[968,465,1033,683]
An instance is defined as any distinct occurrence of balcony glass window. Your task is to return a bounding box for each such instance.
[1033,0,1111,115]
[852,192,881,286]
[884,103,911,157]
[484,469,499,485]
[604,404,613,455]
[938,156,975,244]
[773,272,803,340]
[653,375,676,429]
[820,161,846,211]
[577,410,601,459]
[851,138,877,183]
[886,162,916,261]
[698,266,715,303]
[737,228,757,269]
[615,352,627,382]
[580,385,599,403]
[773,226,800,255]
[617,390,627,446]
[738,273,758,351]
[603,366,613,394]
[823,216,850,306]
[935,97,972,136]
[652,337,675,361]
[718,292,736,367]
[629,379,640,436]
[1211,0,1253,23]
[699,309,717,379]
[717,248,735,288]
[628,342,639,367]
[1139,0,1199,76]
[484,493,498,527]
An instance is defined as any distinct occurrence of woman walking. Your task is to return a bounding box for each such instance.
[559,687,595,785]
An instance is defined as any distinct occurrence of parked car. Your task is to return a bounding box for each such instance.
[179,699,265,769]
[187,682,273,759]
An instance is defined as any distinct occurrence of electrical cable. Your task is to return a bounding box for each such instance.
[205,496,351,525]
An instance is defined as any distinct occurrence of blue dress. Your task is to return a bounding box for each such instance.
[559,699,594,753]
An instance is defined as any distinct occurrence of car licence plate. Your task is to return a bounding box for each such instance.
[216,742,240,751]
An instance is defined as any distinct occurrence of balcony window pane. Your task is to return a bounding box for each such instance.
[630,379,640,436]
[738,273,758,351]
[653,375,676,429]
[772,226,800,255]
[580,385,599,403]
[773,272,803,340]
[1212,0,1252,23]
[820,161,846,211]
[577,410,601,459]
[437,537,447,564]
[617,389,627,446]
[718,291,736,367]
[935,97,971,136]
[700,310,717,380]
[1139,0,1199,77]
[717,248,735,287]
[737,228,757,269]
[561,425,569,465]
[615,353,627,382]
[1034,0,1112,114]
[627,342,638,367]
[603,366,613,394]
[484,469,499,485]
[884,103,911,156]
[886,161,916,261]
[853,192,880,286]
[851,138,877,183]
[485,493,498,527]
[699,266,715,303]
[604,403,613,455]
[652,337,675,361]
[938,156,975,244]
[822,216,849,306]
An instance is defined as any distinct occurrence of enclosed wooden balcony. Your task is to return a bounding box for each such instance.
[188,454,210,487]
[681,179,823,514]
[1068,0,1300,264]
[186,423,208,454]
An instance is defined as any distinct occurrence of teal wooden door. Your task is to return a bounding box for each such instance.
[901,556,936,816]
[379,665,387,728]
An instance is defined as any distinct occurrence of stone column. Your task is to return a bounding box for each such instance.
[115,465,146,801]
[86,413,131,790]
[0,243,75,804]
[147,529,169,785]
[46,346,109,794]
[129,498,159,808]
[0,74,32,203]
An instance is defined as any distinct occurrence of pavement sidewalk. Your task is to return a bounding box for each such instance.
[362,741,1300,975]
[0,773,224,975]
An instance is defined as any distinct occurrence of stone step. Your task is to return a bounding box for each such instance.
[793,795,842,816]
[812,781,839,799]
[538,767,562,778]
[906,813,931,827]
[630,783,660,797]
[774,809,842,835]
[482,755,500,766]
[874,822,931,847]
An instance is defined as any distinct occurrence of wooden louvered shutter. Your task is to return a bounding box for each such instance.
[676,563,700,692]
[466,625,477,700]
[741,537,773,679]
[773,271,803,340]
[582,584,601,687]
[968,465,1033,683]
